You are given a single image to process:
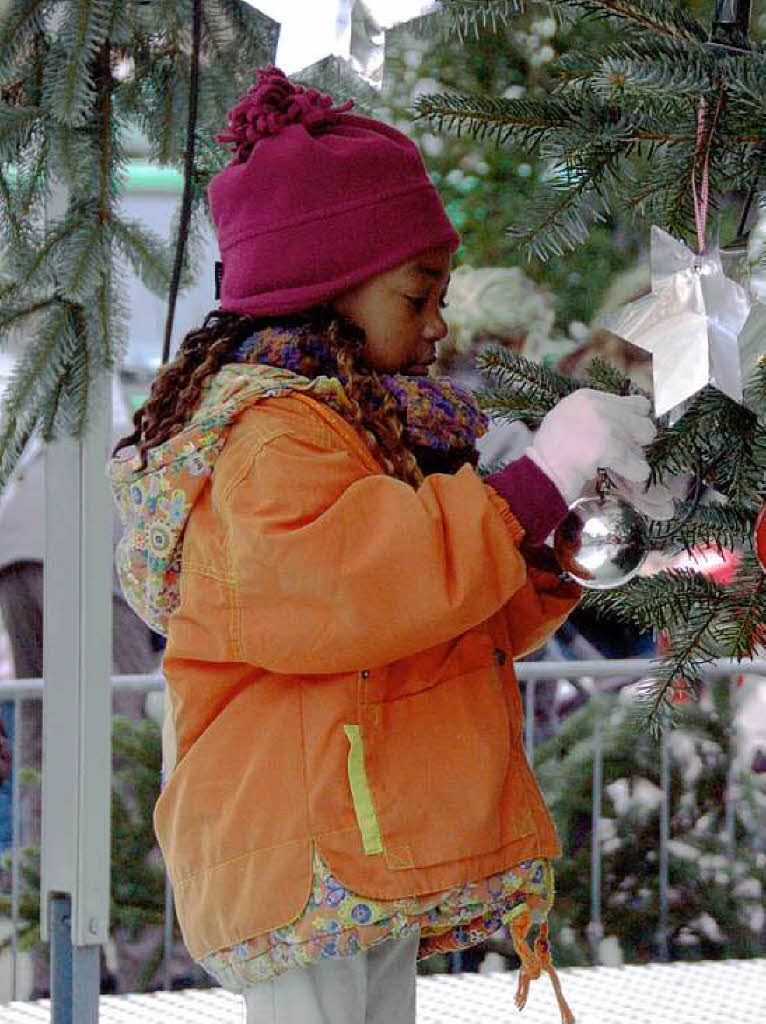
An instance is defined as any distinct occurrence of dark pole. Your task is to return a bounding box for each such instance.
[711,0,752,46]
[162,0,203,366]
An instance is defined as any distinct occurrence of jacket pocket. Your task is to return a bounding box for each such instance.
[343,724,384,855]
[362,647,521,869]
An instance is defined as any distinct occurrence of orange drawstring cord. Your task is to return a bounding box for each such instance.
[509,911,576,1024]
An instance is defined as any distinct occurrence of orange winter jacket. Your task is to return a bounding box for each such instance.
[110,364,580,961]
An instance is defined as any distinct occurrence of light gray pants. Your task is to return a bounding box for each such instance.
[243,930,419,1024]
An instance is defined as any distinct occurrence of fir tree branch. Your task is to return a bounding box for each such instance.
[111,217,173,296]
[505,173,611,259]
[46,123,102,193]
[437,1,521,39]
[724,556,766,661]
[0,0,48,80]
[0,101,45,160]
[0,297,58,336]
[644,440,711,488]
[638,600,724,734]
[17,128,47,216]
[595,49,765,104]
[555,36,710,89]
[475,346,578,409]
[56,305,91,437]
[0,301,76,489]
[712,398,762,506]
[643,388,753,484]
[0,213,77,303]
[604,573,738,734]
[214,0,280,62]
[476,386,551,424]
[0,406,39,497]
[147,55,184,165]
[583,355,649,396]
[214,0,276,52]
[744,360,766,415]
[54,217,110,302]
[726,60,766,119]
[556,0,707,43]
[647,502,757,558]
[413,91,575,148]
[415,5,763,258]
[405,1,522,42]
[42,0,113,128]
[0,165,31,254]
[626,141,703,239]
[39,365,64,442]
[86,261,129,373]
[581,568,724,632]
[197,2,230,66]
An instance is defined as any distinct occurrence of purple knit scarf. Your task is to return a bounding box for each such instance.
[231,323,488,460]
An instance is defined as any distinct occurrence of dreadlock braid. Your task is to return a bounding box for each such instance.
[327,319,423,489]
[112,309,423,488]
[113,311,261,468]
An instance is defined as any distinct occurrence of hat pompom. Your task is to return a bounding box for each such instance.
[216,66,355,164]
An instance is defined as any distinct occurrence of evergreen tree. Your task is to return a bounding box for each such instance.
[0,0,277,491]
[415,0,766,729]
[0,716,201,991]
[378,5,645,332]
[534,688,765,964]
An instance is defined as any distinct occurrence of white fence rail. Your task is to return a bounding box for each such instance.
[0,657,764,1003]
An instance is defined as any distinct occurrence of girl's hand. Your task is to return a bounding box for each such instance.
[526,389,658,506]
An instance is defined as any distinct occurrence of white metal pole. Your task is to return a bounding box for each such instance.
[587,707,604,964]
[41,366,112,1021]
[658,728,670,962]
[524,676,535,759]
[724,676,737,861]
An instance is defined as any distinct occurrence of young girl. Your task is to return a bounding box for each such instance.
[110,67,669,1024]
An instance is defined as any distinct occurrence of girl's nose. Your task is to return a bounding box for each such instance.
[423,312,448,342]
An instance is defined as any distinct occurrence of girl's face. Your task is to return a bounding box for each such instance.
[331,245,451,375]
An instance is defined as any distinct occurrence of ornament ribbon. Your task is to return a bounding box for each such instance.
[691,93,724,254]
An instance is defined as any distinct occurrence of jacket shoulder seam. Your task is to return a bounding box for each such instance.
[220,431,289,661]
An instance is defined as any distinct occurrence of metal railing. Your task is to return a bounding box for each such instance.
[0,657,764,1002]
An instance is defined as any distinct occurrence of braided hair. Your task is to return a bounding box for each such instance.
[113,309,424,488]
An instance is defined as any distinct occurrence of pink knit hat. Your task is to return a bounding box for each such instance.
[208,68,460,317]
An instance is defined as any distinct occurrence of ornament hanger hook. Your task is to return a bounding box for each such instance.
[595,467,612,501]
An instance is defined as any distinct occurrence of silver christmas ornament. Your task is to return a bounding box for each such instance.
[554,489,650,590]
[599,226,751,419]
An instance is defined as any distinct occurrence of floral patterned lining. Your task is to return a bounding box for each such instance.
[109,364,352,635]
[201,847,554,992]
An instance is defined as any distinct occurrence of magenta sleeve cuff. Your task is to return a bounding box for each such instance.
[486,455,571,546]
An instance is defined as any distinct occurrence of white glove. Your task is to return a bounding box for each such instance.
[527,389,658,505]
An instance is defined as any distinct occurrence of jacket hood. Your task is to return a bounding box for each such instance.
[108,362,349,634]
